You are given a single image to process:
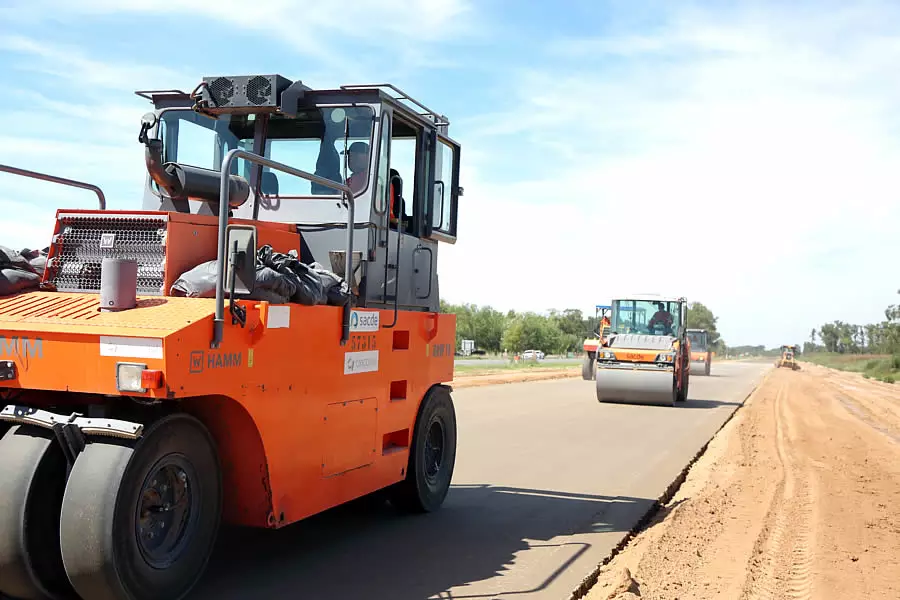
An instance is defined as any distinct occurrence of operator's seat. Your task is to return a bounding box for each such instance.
[261,171,279,197]
[389,168,405,225]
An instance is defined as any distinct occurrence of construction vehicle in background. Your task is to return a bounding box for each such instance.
[0,73,462,600]
[582,304,611,380]
[593,295,691,406]
[687,328,713,376]
[776,344,801,370]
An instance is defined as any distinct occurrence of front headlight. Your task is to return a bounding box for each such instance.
[598,350,616,360]
[657,353,675,363]
[116,362,163,393]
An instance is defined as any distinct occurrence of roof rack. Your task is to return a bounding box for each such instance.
[134,89,191,103]
[340,84,449,126]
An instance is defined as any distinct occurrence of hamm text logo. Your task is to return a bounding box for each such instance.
[0,336,43,359]
[350,310,379,332]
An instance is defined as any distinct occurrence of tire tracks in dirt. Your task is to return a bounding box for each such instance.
[740,378,816,600]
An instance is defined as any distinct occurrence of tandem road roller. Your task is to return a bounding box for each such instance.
[687,328,713,376]
[594,295,691,407]
[0,73,463,600]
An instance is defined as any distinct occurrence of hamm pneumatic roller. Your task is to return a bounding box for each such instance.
[0,73,463,600]
[687,328,713,376]
[594,295,691,407]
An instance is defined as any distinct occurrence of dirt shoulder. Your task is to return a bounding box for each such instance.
[585,363,900,600]
[451,366,580,389]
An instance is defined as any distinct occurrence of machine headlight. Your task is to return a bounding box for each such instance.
[598,351,616,359]
[657,353,675,363]
[116,363,163,393]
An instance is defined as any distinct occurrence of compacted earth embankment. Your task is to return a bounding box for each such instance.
[586,364,900,600]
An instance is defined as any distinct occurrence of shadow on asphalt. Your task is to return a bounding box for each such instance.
[680,398,744,409]
[191,485,654,600]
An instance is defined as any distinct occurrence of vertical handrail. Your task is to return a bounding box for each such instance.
[0,163,107,210]
[212,149,355,348]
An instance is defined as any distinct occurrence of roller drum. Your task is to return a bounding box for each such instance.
[595,365,676,406]
[690,360,709,376]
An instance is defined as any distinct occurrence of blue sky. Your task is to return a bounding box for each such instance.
[1,0,899,348]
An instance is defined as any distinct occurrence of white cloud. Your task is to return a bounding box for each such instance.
[2,0,898,348]
[442,1,900,346]
[0,0,476,80]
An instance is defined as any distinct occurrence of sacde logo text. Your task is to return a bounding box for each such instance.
[350,311,379,332]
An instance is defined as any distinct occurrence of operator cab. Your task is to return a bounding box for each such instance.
[686,329,708,351]
[136,75,461,314]
[610,296,684,338]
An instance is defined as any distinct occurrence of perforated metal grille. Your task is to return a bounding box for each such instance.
[46,214,167,295]
[246,75,271,105]
[209,77,235,106]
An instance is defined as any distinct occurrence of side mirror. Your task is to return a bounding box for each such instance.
[225,224,257,296]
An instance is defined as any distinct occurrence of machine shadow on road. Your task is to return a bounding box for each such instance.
[679,398,744,409]
[191,485,655,600]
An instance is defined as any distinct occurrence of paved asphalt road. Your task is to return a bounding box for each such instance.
[193,361,770,600]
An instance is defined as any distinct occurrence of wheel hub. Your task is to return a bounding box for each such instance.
[423,419,445,483]
[136,457,196,569]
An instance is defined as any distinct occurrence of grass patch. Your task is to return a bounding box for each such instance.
[454,360,580,376]
[804,352,900,383]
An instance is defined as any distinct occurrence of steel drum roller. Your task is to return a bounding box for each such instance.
[595,365,676,406]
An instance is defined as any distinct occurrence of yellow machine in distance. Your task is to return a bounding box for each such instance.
[776,344,801,370]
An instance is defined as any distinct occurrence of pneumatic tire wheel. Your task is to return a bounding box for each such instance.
[0,426,76,600]
[59,413,222,600]
[389,385,457,513]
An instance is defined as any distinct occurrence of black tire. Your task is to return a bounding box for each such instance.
[59,414,222,600]
[0,425,75,600]
[582,354,595,380]
[676,370,689,402]
[389,385,457,513]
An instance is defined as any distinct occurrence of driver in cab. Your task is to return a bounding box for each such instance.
[342,141,369,194]
[648,302,673,334]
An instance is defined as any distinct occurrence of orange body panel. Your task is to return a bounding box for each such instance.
[1,211,457,530]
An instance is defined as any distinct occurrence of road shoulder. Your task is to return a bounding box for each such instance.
[584,364,900,600]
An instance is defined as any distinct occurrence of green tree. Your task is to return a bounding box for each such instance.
[686,301,723,351]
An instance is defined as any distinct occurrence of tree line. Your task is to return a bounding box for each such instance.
[439,300,726,355]
[806,291,900,355]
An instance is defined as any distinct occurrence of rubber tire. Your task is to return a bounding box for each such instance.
[59,414,222,600]
[676,370,689,403]
[582,354,595,380]
[389,385,457,513]
[0,425,75,600]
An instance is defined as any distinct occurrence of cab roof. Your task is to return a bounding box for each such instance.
[611,294,685,304]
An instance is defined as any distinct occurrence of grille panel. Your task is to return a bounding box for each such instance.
[246,76,271,105]
[46,214,167,295]
[209,77,235,106]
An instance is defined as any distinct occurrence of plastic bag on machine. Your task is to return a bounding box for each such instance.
[256,245,327,306]
[0,245,36,273]
[0,268,40,296]
[310,262,350,307]
[170,261,218,298]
